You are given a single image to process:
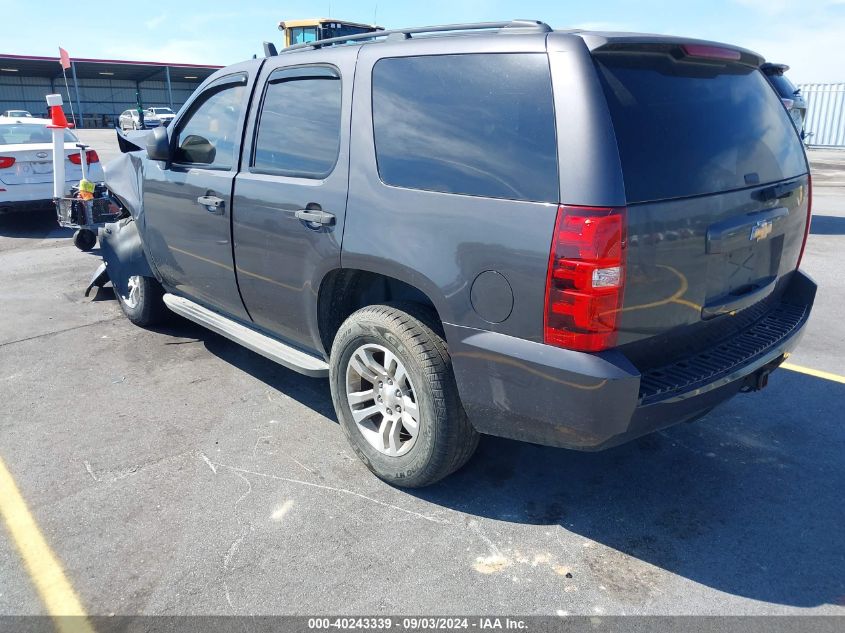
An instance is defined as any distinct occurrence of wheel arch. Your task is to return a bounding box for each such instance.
[99,218,157,297]
[315,268,448,356]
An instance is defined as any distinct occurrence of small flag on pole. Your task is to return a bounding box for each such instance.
[57,47,76,127]
[58,47,70,70]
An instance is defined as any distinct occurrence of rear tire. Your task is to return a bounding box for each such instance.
[330,303,479,488]
[114,274,168,327]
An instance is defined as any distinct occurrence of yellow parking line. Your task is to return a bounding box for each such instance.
[0,457,95,633]
[782,362,845,384]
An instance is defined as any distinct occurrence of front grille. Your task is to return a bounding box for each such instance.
[638,302,809,403]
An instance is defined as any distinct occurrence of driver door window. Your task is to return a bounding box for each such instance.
[174,75,247,170]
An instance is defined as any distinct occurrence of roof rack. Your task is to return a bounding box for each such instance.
[278,19,552,53]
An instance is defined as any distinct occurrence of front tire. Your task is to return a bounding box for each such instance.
[114,274,168,327]
[330,304,479,488]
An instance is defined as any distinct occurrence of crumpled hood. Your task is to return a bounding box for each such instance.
[103,151,146,223]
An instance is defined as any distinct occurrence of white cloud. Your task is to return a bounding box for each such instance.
[144,14,167,29]
[734,0,845,14]
[738,23,845,83]
[101,40,222,65]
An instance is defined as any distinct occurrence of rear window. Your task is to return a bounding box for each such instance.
[372,53,558,203]
[0,125,77,145]
[595,53,806,204]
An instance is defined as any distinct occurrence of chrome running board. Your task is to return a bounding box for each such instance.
[162,294,329,378]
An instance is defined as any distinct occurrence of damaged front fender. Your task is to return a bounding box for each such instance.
[87,218,156,298]
[85,262,108,297]
[86,140,159,298]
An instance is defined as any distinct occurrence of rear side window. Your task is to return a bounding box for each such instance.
[372,54,558,203]
[252,66,342,179]
[596,53,806,203]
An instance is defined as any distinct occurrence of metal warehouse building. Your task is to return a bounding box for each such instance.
[0,54,221,128]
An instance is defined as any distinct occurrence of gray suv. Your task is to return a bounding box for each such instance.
[94,20,815,487]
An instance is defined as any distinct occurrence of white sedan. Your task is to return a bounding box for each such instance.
[0,119,104,213]
[1,110,35,118]
[146,107,176,127]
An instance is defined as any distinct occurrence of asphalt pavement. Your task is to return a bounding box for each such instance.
[0,134,843,617]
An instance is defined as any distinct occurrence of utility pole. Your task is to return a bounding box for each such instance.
[70,61,83,128]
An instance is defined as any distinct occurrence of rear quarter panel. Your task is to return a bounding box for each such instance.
[343,34,620,342]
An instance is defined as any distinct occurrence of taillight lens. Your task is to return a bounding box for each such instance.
[0,156,15,169]
[796,176,812,269]
[68,150,99,165]
[544,205,626,352]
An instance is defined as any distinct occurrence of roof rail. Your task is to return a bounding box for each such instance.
[281,19,552,52]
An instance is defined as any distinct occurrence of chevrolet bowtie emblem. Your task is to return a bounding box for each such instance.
[750,219,773,242]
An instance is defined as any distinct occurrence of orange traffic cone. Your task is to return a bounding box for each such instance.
[45,94,71,129]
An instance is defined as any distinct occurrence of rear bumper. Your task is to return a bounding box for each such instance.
[0,164,105,206]
[446,270,816,450]
[0,198,54,213]
[0,181,56,204]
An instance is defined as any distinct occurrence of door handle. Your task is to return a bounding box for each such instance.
[197,195,225,214]
[295,208,335,226]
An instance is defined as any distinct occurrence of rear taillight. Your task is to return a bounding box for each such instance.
[0,156,15,169]
[544,205,626,352]
[797,176,812,269]
[68,150,99,165]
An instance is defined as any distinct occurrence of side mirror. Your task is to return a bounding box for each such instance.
[177,135,217,164]
[146,126,171,162]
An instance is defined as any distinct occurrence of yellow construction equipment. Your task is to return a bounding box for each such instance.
[279,18,383,48]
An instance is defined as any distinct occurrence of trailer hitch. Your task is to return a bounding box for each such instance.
[740,356,786,392]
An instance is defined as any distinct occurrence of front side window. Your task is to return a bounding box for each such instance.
[174,74,247,169]
[252,66,342,179]
[372,53,559,202]
[290,27,319,44]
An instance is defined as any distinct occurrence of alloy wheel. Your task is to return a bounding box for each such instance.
[345,343,420,457]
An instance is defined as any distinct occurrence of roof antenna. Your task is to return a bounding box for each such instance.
[374,3,378,25]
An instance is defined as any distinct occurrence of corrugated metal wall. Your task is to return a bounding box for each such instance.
[0,75,201,127]
[798,83,845,147]
[0,75,52,117]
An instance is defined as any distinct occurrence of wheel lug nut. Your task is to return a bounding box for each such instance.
[379,381,383,388]
[395,406,401,413]
[395,390,401,397]
[388,379,393,385]
[377,396,382,402]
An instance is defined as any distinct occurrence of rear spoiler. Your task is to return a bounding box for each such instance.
[580,33,764,67]
[761,62,790,74]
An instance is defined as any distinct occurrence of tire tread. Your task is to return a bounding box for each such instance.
[330,302,478,487]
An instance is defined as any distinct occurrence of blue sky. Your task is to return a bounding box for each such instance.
[3,0,844,83]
